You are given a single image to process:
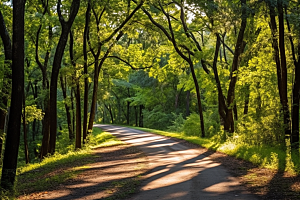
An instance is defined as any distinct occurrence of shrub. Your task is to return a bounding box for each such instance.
[183,113,201,136]
[143,105,173,130]
[168,113,185,133]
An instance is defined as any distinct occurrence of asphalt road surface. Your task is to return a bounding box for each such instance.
[96,124,260,200]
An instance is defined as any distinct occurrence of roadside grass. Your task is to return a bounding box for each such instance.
[87,127,124,149]
[127,126,300,174]
[0,127,123,199]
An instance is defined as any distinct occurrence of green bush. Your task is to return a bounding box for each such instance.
[183,113,201,136]
[143,105,173,130]
[168,113,185,132]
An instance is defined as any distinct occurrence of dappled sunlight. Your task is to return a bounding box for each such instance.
[98,125,258,200]
[203,177,241,193]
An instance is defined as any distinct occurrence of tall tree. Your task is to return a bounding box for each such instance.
[41,0,80,156]
[87,0,144,132]
[267,0,291,144]
[139,1,206,136]
[82,0,91,142]
[1,0,25,190]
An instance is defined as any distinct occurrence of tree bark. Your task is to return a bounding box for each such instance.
[1,0,25,190]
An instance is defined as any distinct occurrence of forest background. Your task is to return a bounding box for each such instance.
[1,0,300,194]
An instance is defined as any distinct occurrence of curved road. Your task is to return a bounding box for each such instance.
[96,124,259,200]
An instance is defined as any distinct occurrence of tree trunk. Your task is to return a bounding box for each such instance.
[278,0,291,139]
[268,1,291,143]
[48,0,80,155]
[224,0,247,133]
[1,0,25,190]
[75,83,81,149]
[189,61,205,137]
[83,0,91,141]
[88,32,124,131]
[87,2,143,131]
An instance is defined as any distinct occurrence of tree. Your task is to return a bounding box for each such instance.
[87,0,145,132]
[41,0,80,156]
[1,0,26,190]
[138,0,206,136]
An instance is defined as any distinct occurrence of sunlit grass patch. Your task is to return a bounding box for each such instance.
[87,128,125,149]
[16,149,93,195]
[14,127,124,197]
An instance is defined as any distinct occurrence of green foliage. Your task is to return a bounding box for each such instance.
[23,105,44,124]
[167,113,185,133]
[143,105,173,130]
[183,113,201,136]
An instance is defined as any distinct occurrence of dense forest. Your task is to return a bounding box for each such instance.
[1,0,300,193]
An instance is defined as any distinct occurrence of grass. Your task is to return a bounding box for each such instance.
[0,127,123,199]
[125,126,300,174]
[87,127,124,149]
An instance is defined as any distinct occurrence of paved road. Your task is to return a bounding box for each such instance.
[96,124,259,200]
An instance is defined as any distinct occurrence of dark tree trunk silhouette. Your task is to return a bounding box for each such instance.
[1,0,25,190]
[268,1,291,144]
[224,0,247,133]
[47,0,80,155]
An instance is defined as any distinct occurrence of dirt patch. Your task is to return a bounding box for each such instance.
[18,145,148,200]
